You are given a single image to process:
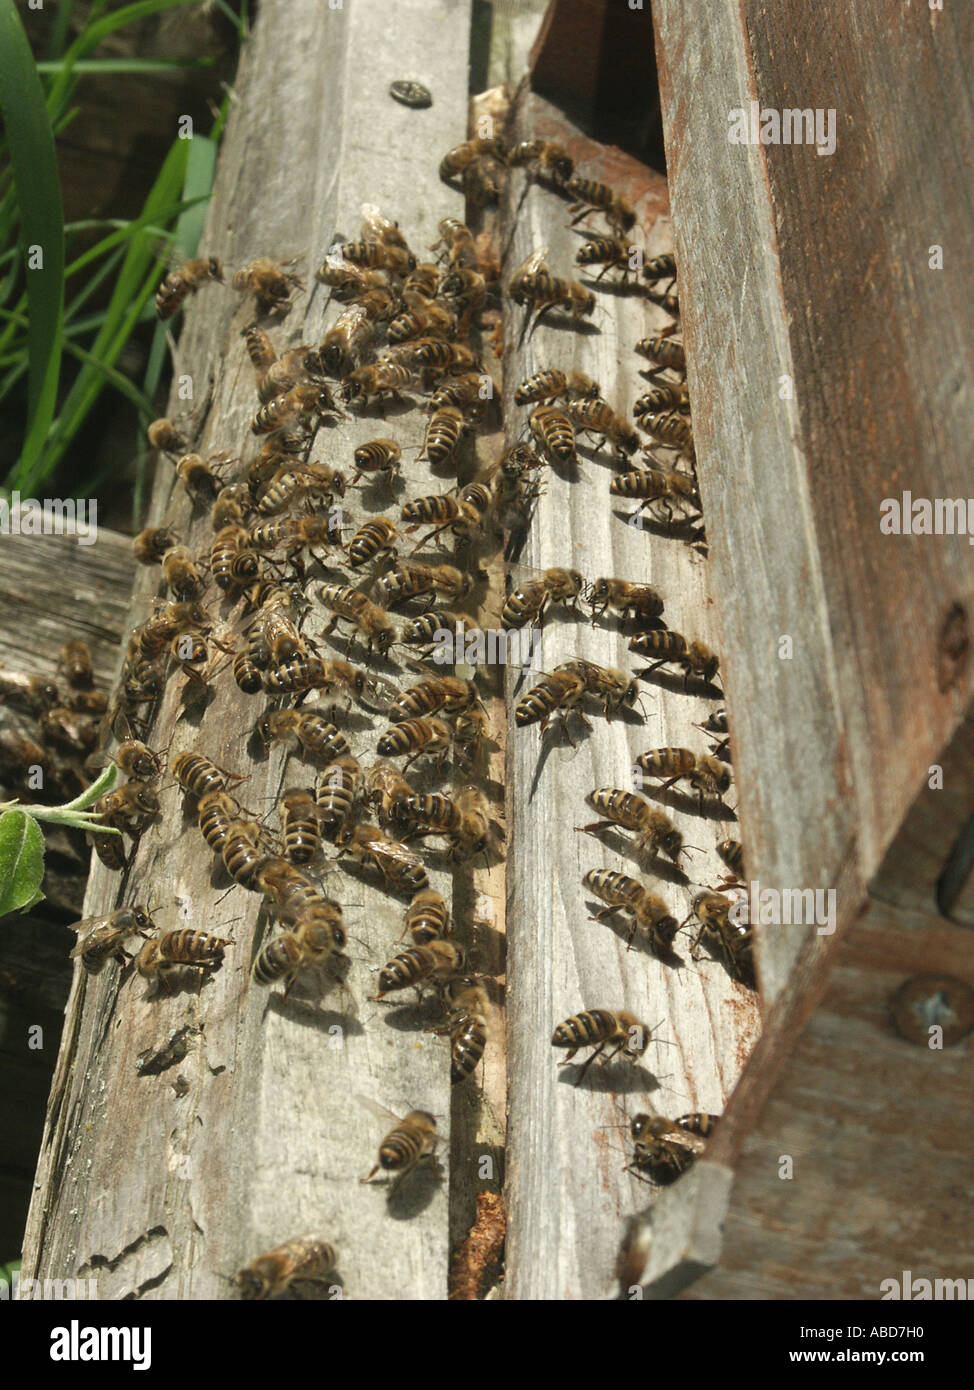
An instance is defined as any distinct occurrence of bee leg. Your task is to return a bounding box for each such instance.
[574,820,611,839]
[573,1041,607,1086]
[625,916,639,951]
[360,1163,381,1185]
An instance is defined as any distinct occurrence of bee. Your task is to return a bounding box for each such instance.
[419,406,466,468]
[171,751,233,801]
[696,707,731,762]
[427,373,488,416]
[252,383,342,436]
[107,740,159,782]
[314,255,390,301]
[389,676,478,723]
[58,639,94,689]
[629,630,720,687]
[453,705,489,772]
[529,405,577,465]
[155,256,223,319]
[333,239,415,278]
[348,517,399,568]
[69,907,154,973]
[360,204,412,249]
[508,138,573,183]
[209,525,249,591]
[175,451,229,501]
[87,824,128,871]
[248,515,335,552]
[609,466,701,520]
[375,940,465,999]
[577,790,684,863]
[513,368,600,406]
[717,838,744,879]
[350,439,402,490]
[341,360,413,406]
[641,252,677,285]
[231,650,262,694]
[318,583,396,657]
[231,257,303,314]
[257,462,345,514]
[0,669,60,714]
[439,136,506,181]
[107,659,164,739]
[95,780,160,831]
[235,1236,338,1300]
[255,858,336,926]
[462,157,503,207]
[64,687,108,716]
[258,709,350,764]
[635,334,685,374]
[438,265,487,319]
[146,418,187,454]
[132,525,178,564]
[376,716,452,772]
[565,397,639,456]
[317,657,395,713]
[222,820,266,888]
[566,176,636,234]
[136,930,230,983]
[399,609,468,655]
[688,890,755,989]
[627,1112,719,1184]
[575,234,637,281]
[551,1009,651,1084]
[252,901,347,995]
[248,603,304,666]
[37,705,98,758]
[371,561,471,608]
[431,218,476,266]
[634,747,731,811]
[400,785,490,861]
[514,669,587,733]
[509,250,595,324]
[161,546,205,602]
[130,601,211,663]
[556,658,639,714]
[335,821,429,894]
[404,262,440,296]
[280,787,321,865]
[634,381,690,415]
[262,651,326,695]
[582,868,679,952]
[643,287,679,316]
[257,346,325,404]
[316,755,362,838]
[244,324,276,373]
[636,407,694,460]
[364,759,417,827]
[197,790,239,855]
[401,493,483,549]
[404,888,450,945]
[319,303,374,377]
[442,976,489,1084]
[587,577,664,626]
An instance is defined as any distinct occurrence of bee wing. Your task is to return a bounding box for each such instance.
[511,246,549,279]
[358,673,398,713]
[354,1093,402,1128]
[68,920,114,956]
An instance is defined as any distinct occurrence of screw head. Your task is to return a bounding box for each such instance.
[889,973,974,1046]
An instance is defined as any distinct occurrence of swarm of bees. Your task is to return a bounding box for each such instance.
[58,115,752,1300]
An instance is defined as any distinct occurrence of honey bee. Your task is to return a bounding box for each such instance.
[252,383,342,436]
[508,138,573,184]
[171,751,233,801]
[257,347,326,404]
[376,716,452,773]
[69,906,154,973]
[335,821,429,895]
[318,583,396,657]
[231,258,303,314]
[132,525,178,564]
[333,238,414,278]
[551,1008,651,1084]
[629,630,720,687]
[197,789,238,855]
[155,256,223,319]
[399,609,468,655]
[462,157,503,207]
[350,439,402,490]
[364,759,416,827]
[509,250,595,326]
[431,218,476,267]
[529,405,577,465]
[209,525,249,591]
[577,790,684,862]
[107,740,158,782]
[244,324,276,373]
[136,929,230,984]
[222,820,267,888]
[175,452,230,501]
[0,669,60,714]
[634,747,731,811]
[258,709,350,764]
[696,707,731,762]
[453,705,489,773]
[130,601,211,664]
[586,577,664,627]
[442,976,489,1084]
[319,303,374,376]
[348,517,399,568]
[717,838,744,879]
[261,651,326,696]
[161,546,205,602]
[252,901,347,995]
[634,381,690,414]
[565,397,639,456]
[64,687,109,716]
[39,705,99,757]
[513,368,599,406]
[565,176,636,234]
[503,569,582,633]
[314,255,390,301]
[642,252,677,284]
[95,780,160,831]
[281,787,320,865]
[439,136,506,181]
[341,360,414,406]
[688,890,755,989]
[255,858,337,926]
[375,941,465,1000]
[419,406,466,468]
[428,372,489,414]
[257,462,345,514]
[401,494,482,550]
[582,868,679,953]
[635,335,686,377]
[147,418,189,455]
[438,265,487,320]
[87,824,128,871]
[371,561,471,608]
[316,755,362,838]
[107,659,164,739]
[404,888,450,945]
[643,287,679,316]
[359,204,412,249]
[399,785,490,861]
[231,651,262,695]
[389,676,478,723]
[404,262,440,296]
[361,1103,439,1197]
[58,639,94,688]
[627,1112,719,1184]
[636,407,694,460]
[235,1236,338,1300]
[248,515,335,553]
[514,668,587,734]
[575,234,638,281]
[609,465,701,520]
[556,658,639,714]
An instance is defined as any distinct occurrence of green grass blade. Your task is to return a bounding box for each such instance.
[0,0,65,482]
[46,0,76,60]
[36,57,214,75]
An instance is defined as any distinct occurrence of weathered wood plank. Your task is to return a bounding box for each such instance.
[21,0,474,1302]
[501,89,759,1301]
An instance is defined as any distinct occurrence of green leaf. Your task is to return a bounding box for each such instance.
[0,810,46,918]
[0,0,65,480]
[36,57,214,75]
[60,761,117,812]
